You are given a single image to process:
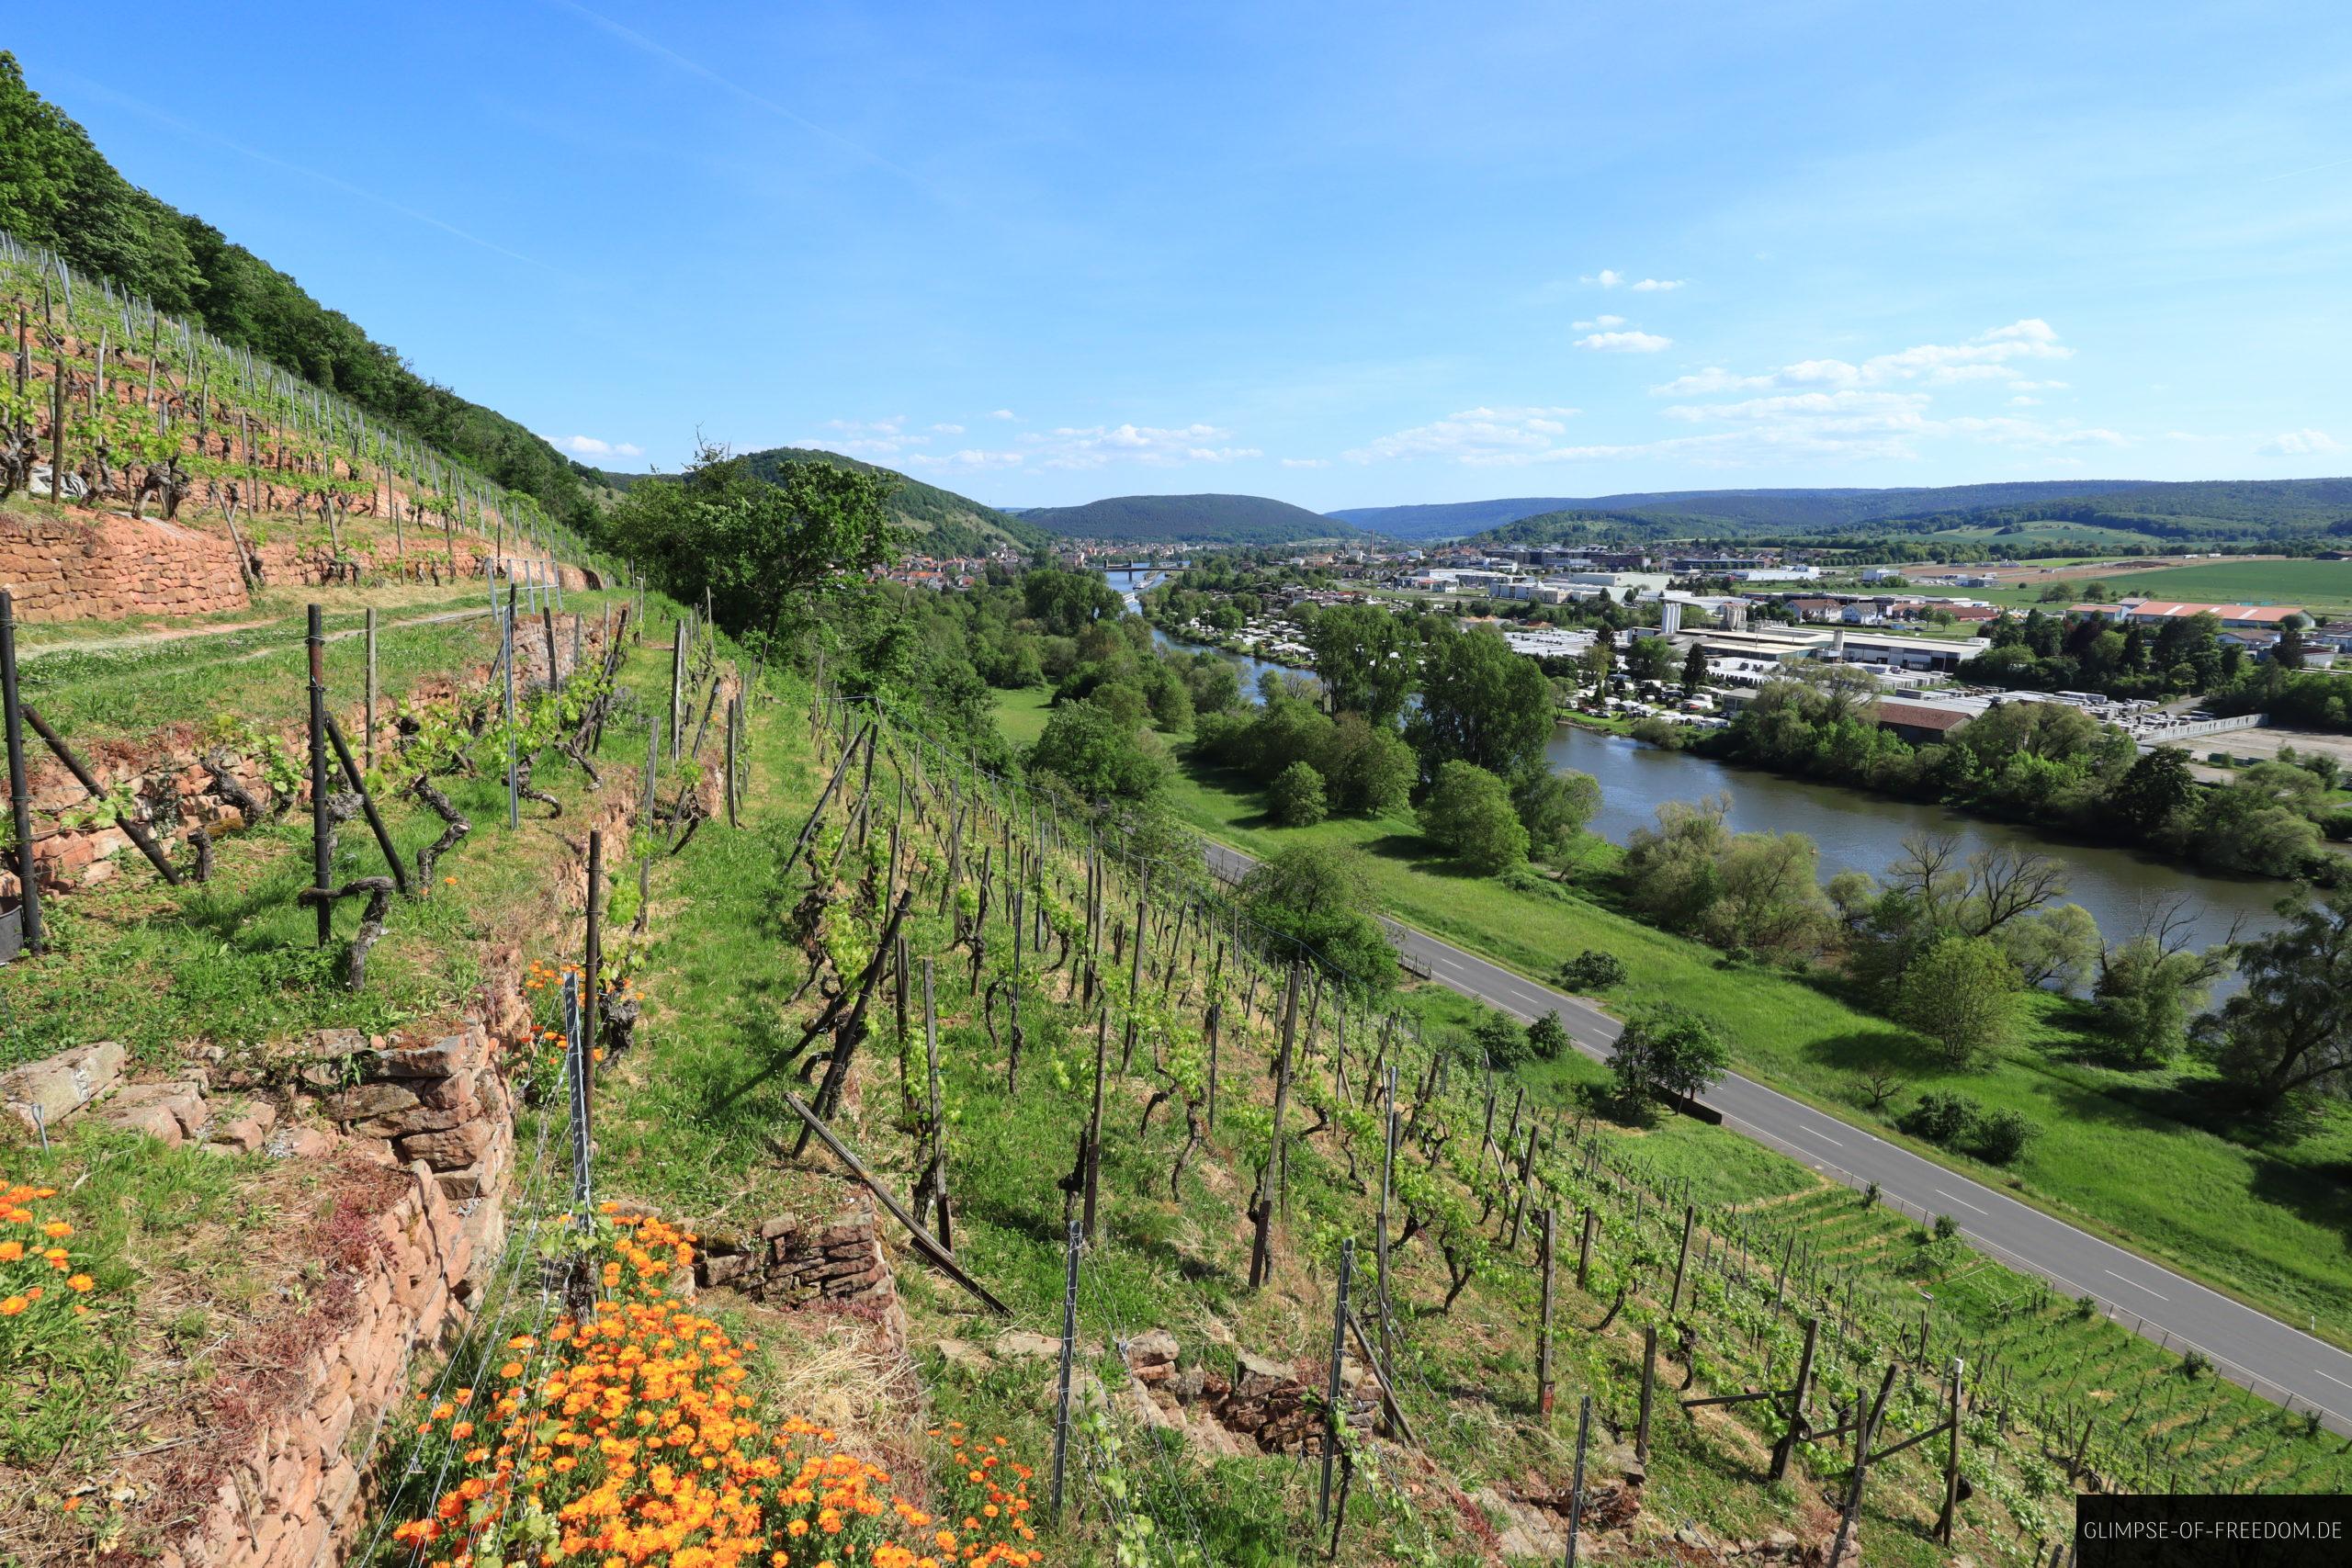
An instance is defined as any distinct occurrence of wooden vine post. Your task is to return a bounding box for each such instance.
[1936,1357,1966,1544]
[1829,1364,1901,1568]
[583,829,604,1090]
[1768,1316,1819,1482]
[1249,962,1300,1287]
[1635,1325,1657,1461]
[307,605,333,944]
[1536,1206,1558,1416]
[363,608,378,773]
[1668,1204,1696,1314]
[1083,1010,1109,1241]
[1566,1394,1592,1568]
[0,592,41,955]
[1577,1205,1596,1292]
[1317,1236,1354,1532]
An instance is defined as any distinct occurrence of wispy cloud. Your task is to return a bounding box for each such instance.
[543,0,933,192]
[2256,428,2343,456]
[1281,457,1331,468]
[1630,277,1686,291]
[989,409,1018,421]
[1571,314,1626,330]
[909,421,1260,472]
[54,73,560,273]
[1577,330,1672,353]
[1342,407,1581,465]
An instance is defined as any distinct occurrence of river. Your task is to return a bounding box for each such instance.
[1548,726,2280,958]
[1107,570,2278,957]
[1107,569,1307,694]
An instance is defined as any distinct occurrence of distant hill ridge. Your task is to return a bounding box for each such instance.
[1331,477,2352,543]
[1014,492,1363,546]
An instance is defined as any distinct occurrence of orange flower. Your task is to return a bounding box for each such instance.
[0,1241,21,1262]
[0,1297,25,1316]
[66,1274,94,1292]
[41,1221,71,1240]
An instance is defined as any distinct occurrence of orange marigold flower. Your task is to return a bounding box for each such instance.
[0,1242,22,1262]
[0,1297,25,1316]
[66,1274,94,1292]
[42,1221,72,1240]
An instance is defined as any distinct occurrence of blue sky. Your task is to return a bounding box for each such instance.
[18,1,2352,511]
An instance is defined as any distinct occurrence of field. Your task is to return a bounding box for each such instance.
[1927,521,2173,549]
[1038,699,2352,1346]
[1982,559,2352,615]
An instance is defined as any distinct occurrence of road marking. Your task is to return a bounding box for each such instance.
[2106,1270,2169,1302]
[1794,1125,1842,1148]
[2316,1370,2352,1393]
[1934,1189,1988,1215]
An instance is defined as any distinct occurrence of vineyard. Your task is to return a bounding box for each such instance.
[0,197,2343,1568]
[0,229,591,625]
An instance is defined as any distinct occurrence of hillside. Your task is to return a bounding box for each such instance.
[746,446,1050,556]
[0,53,594,530]
[1337,477,2352,545]
[1017,491,1363,546]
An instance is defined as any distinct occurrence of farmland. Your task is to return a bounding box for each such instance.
[1980,558,2352,615]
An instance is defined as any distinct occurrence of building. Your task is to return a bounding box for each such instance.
[2120,601,2305,632]
[1871,699,1977,744]
[1831,629,1990,673]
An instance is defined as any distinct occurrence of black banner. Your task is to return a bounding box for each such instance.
[2077,1496,2352,1567]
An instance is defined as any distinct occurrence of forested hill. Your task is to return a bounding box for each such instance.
[1014,492,1363,546]
[0,53,595,529]
[1338,477,2352,543]
[743,448,1050,557]
[597,447,1052,558]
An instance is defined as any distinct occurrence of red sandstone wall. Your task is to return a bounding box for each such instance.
[0,506,594,625]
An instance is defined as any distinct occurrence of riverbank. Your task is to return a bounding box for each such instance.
[1144,739,2352,1345]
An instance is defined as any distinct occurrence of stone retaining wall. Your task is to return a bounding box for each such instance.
[159,1156,479,1568]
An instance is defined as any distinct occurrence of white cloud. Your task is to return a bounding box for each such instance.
[1010,423,1257,469]
[988,409,1017,420]
[1572,314,1627,330]
[1280,457,1330,468]
[1649,320,2073,396]
[812,416,927,457]
[931,423,966,435]
[2256,429,2344,456]
[1343,406,1581,465]
[907,449,1027,471]
[1578,268,1683,290]
[551,434,645,459]
[1577,330,1672,353]
[2009,395,2041,407]
[2007,378,2068,391]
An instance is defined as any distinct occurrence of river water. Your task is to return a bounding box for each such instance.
[1547,727,2280,957]
[1106,570,2278,956]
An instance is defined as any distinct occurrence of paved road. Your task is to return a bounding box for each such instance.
[1199,840,2352,1436]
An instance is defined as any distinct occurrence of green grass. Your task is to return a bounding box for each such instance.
[1148,748,2352,1344]
[1982,559,2352,615]
[989,684,1055,749]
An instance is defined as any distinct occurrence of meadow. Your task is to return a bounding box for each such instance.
[1982,558,2352,615]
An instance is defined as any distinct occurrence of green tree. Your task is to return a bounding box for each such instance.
[1512,769,1601,869]
[1998,902,2101,992]
[2096,930,2222,1067]
[1528,1010,1572,1062]
[1410,622,1554,782]
[1239,845,1399,993]
[1471,1007,1529,1068]
[2111,747,2199,841]
[1317,713,1416,814]
[1267,761,1330,826]
[1610,1006,1730,1113]
[1680,641,1710,697]
[1896,935,2019,1068]
[2196,887,2352,1115]
[1623,634,1677,684]
[1306,604,1418,725]
[605,445,898,646]
[1418,760,1531,874]
[1028,699,1170,802]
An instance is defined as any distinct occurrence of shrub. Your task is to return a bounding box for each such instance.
[1559,950,1628,991]
[1900,1089,1981,1147]
[1267,761,1329,827]
[1471,1007,1530,1068]
[2178,1348,2211,1381]
[1527,1010,1571,1063]
[1499,865,1573,901]
[1418,760,1530,874]
[1933,1213,1962,1242]
[1973,1107,2041,1165]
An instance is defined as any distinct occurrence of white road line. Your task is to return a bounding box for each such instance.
[1934,1189,1988,1216]
[1794,1125,1843,1147]
[2106,1269,2169,1302]
[2316,1370,2352,1393]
